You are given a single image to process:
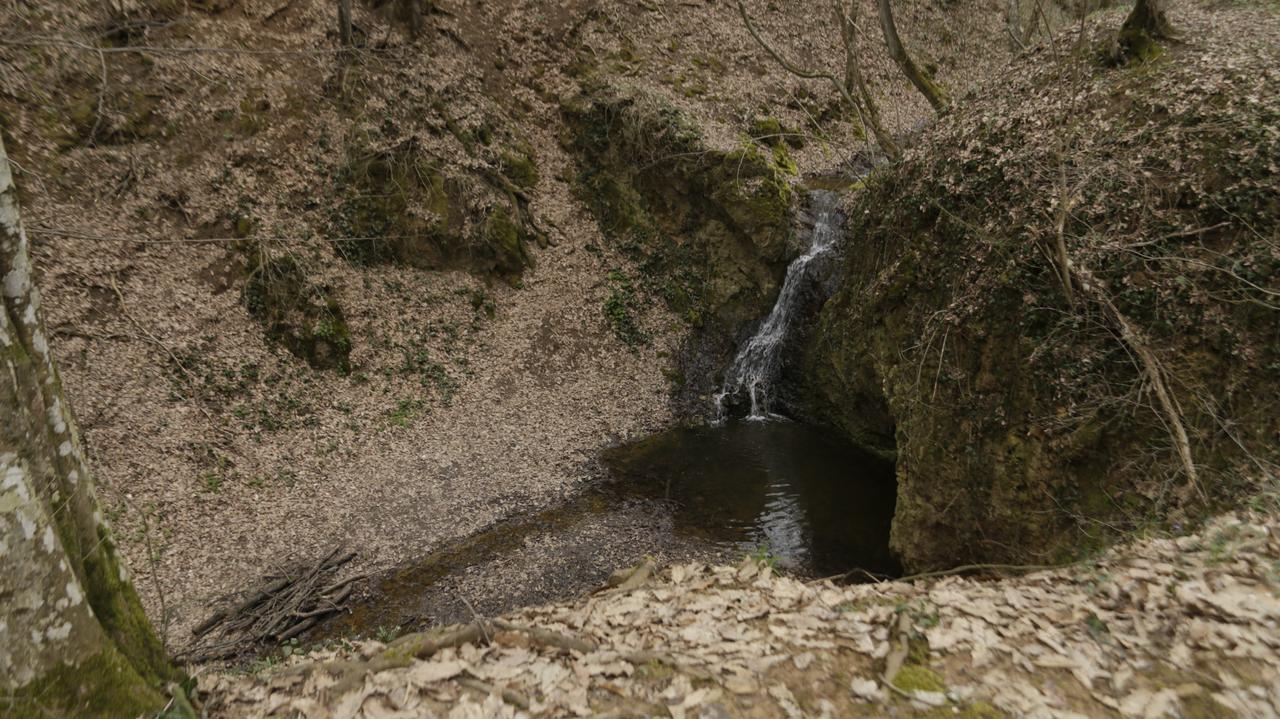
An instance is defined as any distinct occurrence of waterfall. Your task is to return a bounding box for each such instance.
[715,190,843,421]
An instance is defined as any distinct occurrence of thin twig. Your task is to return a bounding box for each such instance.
[458,594,490,644]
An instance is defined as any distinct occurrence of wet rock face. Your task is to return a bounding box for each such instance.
[562,85,796,340]
[803,27,1280,571]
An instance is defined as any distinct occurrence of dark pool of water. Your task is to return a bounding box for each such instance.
[307,421,897,645]
[602,420,900,577]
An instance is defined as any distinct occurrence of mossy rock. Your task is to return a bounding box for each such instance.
[802,23,1280,571]
[243,252,352,371]
[331,140,531,279]
[750,115,803,148]
[563,85,797,337]
[499,143,540,189]
[750,116,785,145]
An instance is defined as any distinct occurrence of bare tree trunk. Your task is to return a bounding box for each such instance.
[1122,0,1175,38]
[338,0,354,46]
[736,0,900,161]
[1115,0,1176,62]
[1,138,177,714]
[834,0,900,160]
[1007,0,1023,49]
[402,0,424,40]
[875,0,948,113]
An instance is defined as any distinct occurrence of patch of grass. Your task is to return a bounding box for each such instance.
[200,473,223,493]
[603,270,649,347]
[374,625,403,644]
[745,543,779,570]
[388,398,425,428]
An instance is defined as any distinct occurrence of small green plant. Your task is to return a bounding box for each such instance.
[388,398,424,427]
[374,624,402,643]
[200,472,222,493]
[469,288,496,319]
[746,543,778,569]
[603,271,649,347]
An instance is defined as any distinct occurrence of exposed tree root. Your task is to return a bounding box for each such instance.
[1074,265,1205,504]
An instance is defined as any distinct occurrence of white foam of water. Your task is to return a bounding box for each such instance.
[714,191,842,421]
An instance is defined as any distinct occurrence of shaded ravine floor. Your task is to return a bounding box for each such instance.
[309,485,731,642]
[284,420,899,645]
[205,504,1280,717]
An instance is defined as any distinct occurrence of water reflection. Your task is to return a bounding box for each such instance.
[603,421,899,577]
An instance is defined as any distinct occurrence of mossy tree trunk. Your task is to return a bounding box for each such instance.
[875,0,948,113]
[1122,0,1175,38]
[1,137,178,716]
[1116,0,1175,62]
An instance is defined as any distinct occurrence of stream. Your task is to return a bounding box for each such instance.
[317,188,898,641]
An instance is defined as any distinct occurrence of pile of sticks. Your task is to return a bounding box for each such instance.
[188,546,364,661]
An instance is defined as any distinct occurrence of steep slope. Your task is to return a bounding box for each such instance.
[0,0,1018,646]
[6,0,1278,712]
[805,1,1280,570]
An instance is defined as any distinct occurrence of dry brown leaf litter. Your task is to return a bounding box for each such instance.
[0,0,1019,651]
[207,508,1280,718]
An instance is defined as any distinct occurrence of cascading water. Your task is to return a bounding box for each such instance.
[715,190,843,421]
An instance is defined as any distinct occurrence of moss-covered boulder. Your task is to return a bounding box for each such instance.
[803,14,1280,570]
[563,85,797,336]
[244,251,352,371]
[331,139,533,281]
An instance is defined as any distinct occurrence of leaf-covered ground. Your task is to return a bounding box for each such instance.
[206,505,1280,718]
[0,0,1013,650]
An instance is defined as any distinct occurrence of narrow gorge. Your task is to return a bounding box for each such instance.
[1,0,1277,716]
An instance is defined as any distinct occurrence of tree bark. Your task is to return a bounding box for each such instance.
[1122,0,1175,39]
[875,0,948,113]
[338,0,354,46]
[1115,0,1176,62]
[1,137,176,715]
[834,0,900,160]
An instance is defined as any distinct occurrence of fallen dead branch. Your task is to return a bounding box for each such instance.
[879,611,915,700]
[186,546,362,661]
[456,676,530,710]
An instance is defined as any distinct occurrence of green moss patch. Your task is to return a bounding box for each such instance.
[892,665,946,693]
[243,250,352,371]
[564,85,797,337]
[499,143,540,189]
[330,140,532,280]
